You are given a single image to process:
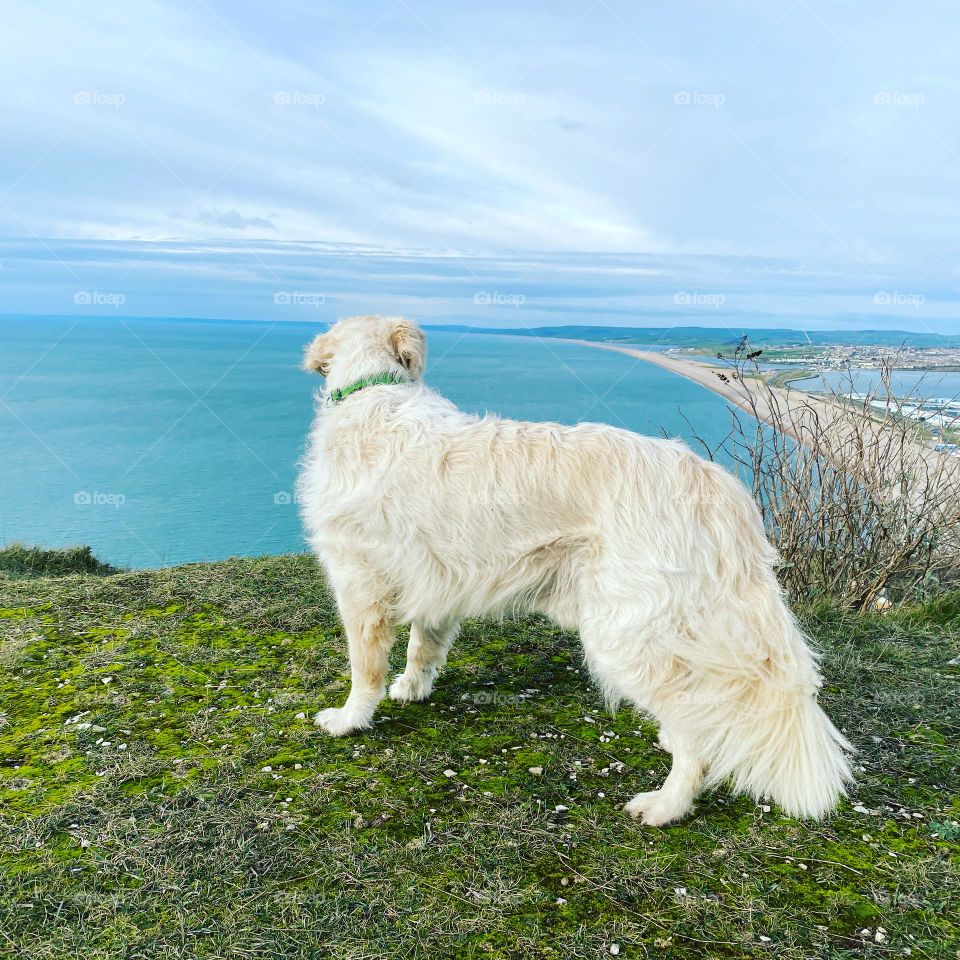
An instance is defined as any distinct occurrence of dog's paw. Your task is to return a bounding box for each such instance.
[313,707,367,736]
[388,672,432,703]
[624,790,690,826]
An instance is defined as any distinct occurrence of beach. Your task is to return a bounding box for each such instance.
[564,340,834,445]
[568,340,960,492]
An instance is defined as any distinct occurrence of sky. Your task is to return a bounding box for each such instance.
[1,0,959,332]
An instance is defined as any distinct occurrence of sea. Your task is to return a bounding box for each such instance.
[795,368,960,401]
[0,316,739,569]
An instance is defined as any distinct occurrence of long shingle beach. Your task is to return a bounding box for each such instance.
[567,339,959,495]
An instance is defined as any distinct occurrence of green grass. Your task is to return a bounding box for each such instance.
[1,555,958,959]
[0,543,120,579]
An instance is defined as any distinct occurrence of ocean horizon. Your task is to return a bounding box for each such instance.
[1,315,739,569]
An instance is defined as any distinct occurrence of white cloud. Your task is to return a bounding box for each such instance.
[0,0,958,319]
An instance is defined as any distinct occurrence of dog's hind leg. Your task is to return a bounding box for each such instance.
[625,727,706,826]
[389,620,459,703]
[315,600,395,736]
[579,609,707,826]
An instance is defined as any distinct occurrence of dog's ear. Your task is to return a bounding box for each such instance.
[388,318,426,378]
[303,332,333,376]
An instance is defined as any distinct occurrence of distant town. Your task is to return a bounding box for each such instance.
[741,343,960,371]
[668,340,960,454]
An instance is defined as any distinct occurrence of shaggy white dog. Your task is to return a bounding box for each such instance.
[297,314,852,825]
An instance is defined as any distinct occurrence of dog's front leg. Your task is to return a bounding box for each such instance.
[315,603,394,736]
[389,620,459,703]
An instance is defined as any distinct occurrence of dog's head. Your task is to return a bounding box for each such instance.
[303,315,427,390]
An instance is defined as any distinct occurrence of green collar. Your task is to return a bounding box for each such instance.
[327,371,409,405]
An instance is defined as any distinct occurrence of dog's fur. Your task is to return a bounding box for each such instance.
[297,314,853,825]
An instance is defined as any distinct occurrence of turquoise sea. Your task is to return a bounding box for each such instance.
[0,316,739,569]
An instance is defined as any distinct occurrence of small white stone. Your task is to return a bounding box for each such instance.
[295,712,306,720]
[261,766,272,772]
[294,763,302,770]
[443,769,456,778]
[101,677,113,685]
[609,945,620,956]
[528,767,544,775]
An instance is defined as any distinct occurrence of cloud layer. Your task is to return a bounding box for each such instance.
[1,0,958,331]
[3,237,957,334]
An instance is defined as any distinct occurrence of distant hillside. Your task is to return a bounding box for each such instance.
[425,324,960,350]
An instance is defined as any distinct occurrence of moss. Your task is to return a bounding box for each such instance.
[1,555,958,959]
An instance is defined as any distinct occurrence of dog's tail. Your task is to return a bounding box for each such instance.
[678,463,854,818]
[694,629,855,819]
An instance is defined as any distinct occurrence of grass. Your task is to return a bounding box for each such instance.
[0,543,120,579]
[1,554,958,959]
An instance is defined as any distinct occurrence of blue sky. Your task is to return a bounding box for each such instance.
[1,0,958,331]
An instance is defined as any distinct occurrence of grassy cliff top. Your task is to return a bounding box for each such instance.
[1,553,959,959]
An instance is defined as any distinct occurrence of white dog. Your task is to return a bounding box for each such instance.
[297,315,852,825]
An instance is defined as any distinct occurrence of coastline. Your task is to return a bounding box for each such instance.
[562,339,816,447]
[564,339,959,484]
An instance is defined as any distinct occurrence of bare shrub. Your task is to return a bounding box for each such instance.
[689,338,960,610]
